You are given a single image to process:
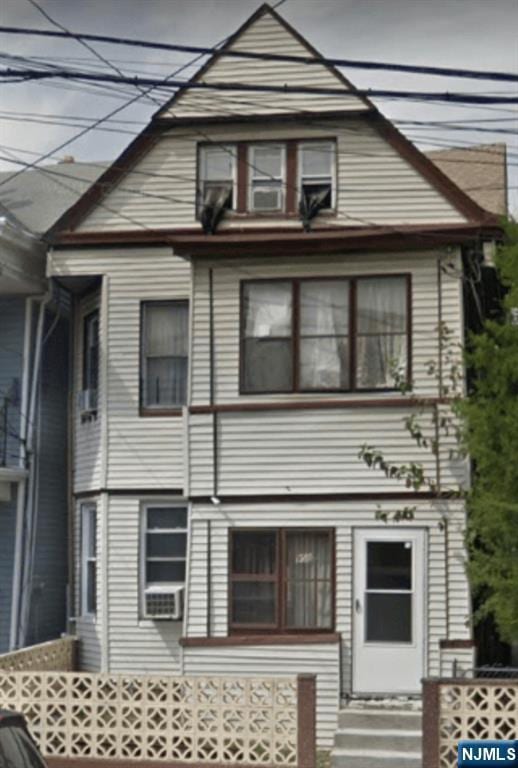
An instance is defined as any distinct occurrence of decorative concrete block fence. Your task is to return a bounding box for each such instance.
[422,677,518,767]
[0,636,78,672]
[0,670,316,768]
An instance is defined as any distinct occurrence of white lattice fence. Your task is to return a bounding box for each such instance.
[439,683,518,767]
[0,672,298,765]
[0,637,77,672]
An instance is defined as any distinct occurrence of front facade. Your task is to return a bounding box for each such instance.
[47,5,500,746]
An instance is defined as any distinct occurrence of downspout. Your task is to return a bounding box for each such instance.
[436,254,450,639]
[100,277,110,672]
[9,298,33,650]
[12,292,50,649]
[207,268,217,639]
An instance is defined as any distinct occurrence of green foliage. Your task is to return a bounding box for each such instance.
[460,219,518,642]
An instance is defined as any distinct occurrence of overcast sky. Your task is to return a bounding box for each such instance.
[1,0,517,213]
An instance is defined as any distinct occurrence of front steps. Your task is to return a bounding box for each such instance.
[331,706,422,768]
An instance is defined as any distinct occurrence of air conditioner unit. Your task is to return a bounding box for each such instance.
[78,388,97,414]
[144,584,184,620]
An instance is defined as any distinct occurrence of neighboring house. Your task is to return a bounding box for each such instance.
[45,4,504,749]
[0,161,105,653]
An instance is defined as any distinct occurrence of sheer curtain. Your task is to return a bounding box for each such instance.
[299,280,349,390]
[145,302,188,406]
[286,532,332,629]
[243,282,293,392]
[356,277,407,388]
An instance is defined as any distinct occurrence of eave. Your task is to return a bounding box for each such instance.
[53,221,502,256]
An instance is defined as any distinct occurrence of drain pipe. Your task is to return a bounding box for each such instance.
[9,297,33,650]
[12,292,50,649]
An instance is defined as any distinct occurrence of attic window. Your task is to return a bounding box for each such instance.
[199,145,236,212]
[299,142,334,210]
[249,144,285,212]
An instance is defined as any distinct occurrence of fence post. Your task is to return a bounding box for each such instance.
[422,679,441,768]
[297,673,316,768]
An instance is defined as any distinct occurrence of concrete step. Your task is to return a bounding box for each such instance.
[331,747,421,768]
[338,707,422,731]
[334,727,422,752]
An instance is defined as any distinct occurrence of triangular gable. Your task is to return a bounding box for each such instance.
[50,4,497,239]
[158,4,372,119]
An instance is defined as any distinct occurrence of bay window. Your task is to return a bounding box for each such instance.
[230,529,334,633]
[141,300,189,411]
[241,275,410,393]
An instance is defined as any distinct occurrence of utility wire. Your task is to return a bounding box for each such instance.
[0,25,517,83]
[2,68,518,105]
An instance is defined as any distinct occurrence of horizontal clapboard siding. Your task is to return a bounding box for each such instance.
[166,11,366,119]
[76,119,465,232]
[183,643,340,748]
[186,500,471,696]
[107,496,183,673]
[50,248,191,491]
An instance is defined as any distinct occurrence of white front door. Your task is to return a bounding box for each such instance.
[353,528,426,695]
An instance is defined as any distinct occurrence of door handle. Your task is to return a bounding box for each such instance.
[355,598,362,614]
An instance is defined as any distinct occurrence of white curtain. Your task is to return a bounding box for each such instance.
[356,277,407,388]
[286,532,332,629]
[145,303,188,406]
[299,280,349,389]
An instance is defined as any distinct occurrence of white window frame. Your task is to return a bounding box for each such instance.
[80,503,97,617]
[141,300,189,410]
[248,143,286,213]
[199,143,237,213]
[298,141,336,211]
[140,502,189,620]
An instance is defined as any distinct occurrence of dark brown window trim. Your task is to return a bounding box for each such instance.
[229,528,335,635]
[197,138,337,220]
[189,396,448,415]
[139,407,183,418]
[180,633,340,647]
[239,274,412,396]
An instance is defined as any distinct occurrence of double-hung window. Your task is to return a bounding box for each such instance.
[141,505,188,619]
[230,529,334,632]
[249,144,285,213]
[299,142,334,210]
[80,503,97,616]
[199,145,236,211]
[141,301,189,411]
[241,275,409,393]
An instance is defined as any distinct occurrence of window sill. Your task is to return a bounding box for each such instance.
[180,633,340,647]
[139,408,183,417]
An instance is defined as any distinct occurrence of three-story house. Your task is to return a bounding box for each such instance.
[47,4,501,747]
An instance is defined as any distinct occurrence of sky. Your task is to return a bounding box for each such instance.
[0,0,517,214]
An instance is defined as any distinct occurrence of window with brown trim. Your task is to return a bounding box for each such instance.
[229,529,334,633]
[241,275,410,394]
[197,139,336,217]
[140,300,189,412]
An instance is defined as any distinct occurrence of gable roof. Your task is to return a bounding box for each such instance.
[49,4,500,241]
[0,161,107,235]
[155,3,373,120]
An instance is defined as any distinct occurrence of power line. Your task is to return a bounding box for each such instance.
[0,24,517,83]
[2,68,518,105]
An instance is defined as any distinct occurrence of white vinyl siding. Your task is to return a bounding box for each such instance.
[185,500,471,696]
[163,12,367,118]
[49,248,191,492]
[75,119,467,233]
[74,498,102,672]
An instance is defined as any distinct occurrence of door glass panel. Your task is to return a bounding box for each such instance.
[367,541,412,590]
[366,593,412,642]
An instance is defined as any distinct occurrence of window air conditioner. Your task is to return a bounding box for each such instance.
[144,584,184,620]
[78,388,98,414]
